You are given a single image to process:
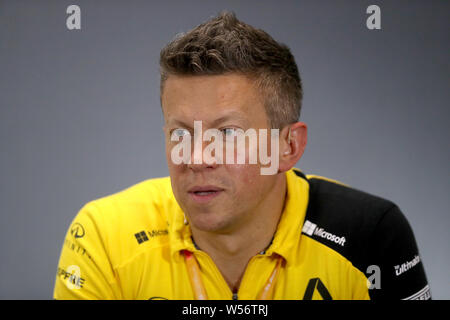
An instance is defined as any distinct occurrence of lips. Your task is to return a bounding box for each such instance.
[188,185,224,203]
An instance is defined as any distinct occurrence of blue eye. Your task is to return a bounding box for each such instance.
[172,128,190,138]
[222,128,237,136]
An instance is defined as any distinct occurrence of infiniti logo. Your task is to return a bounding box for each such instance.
[70,223,85,239]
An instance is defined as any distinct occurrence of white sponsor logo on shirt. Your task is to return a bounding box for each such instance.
[394,255,421,276]
[402,285,431,300]
[302,220,346,247]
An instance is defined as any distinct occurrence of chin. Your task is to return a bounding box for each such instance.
[188,211,233,233]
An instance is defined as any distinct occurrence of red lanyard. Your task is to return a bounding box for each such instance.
[182,250,283,300]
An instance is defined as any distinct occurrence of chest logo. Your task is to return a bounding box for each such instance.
[303,278,332,300]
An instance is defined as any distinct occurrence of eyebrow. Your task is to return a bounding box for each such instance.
[166,119,194,129]
[211,112,249,126]
[166,111,249,128]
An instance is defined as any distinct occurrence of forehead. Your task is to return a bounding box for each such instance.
[161,74,267,125]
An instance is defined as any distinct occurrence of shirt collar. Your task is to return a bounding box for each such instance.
[169,168,310,262]
[264,168,310,262]
[169,204,196,259]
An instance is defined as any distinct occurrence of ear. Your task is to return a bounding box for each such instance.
[278,122,308,173]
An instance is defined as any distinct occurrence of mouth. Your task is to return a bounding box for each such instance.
[188,186,224,203]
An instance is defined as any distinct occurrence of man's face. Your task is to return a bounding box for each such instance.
[161,73,281,233]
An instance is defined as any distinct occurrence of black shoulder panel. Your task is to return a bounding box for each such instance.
[294,170,395,272]
[292,169,430,300]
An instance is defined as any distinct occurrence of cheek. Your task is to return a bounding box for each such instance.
[167,162,185,189]
[166,146,185,191]
[166,144,180,170]
[226,164,263,192]
[168,165,187,208]
[165,140,175,162]
[227,163,277,205]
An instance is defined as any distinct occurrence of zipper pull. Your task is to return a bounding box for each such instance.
[232,292,238,300]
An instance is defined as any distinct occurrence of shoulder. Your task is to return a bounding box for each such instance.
[84,176,174,221]
[305,172,396,216]
[293,169,430,300]
[293,169,403,270]
[294,169,397,227]
[72,176,176,266]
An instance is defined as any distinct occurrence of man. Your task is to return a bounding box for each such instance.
[54,12,430,300]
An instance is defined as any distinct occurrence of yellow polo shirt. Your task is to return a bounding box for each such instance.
[53,168,429,300]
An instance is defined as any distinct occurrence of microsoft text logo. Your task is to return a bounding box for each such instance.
[302,220,346,247]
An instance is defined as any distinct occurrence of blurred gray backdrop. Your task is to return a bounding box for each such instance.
[0,0,448,299]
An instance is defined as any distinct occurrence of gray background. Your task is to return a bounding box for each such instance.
[0,0,448,299]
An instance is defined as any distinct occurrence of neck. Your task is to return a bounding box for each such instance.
[189,174,287,290]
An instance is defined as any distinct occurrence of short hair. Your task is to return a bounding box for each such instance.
[159,11,302,129]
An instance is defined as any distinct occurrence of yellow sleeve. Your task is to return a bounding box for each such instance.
[53,202,122,299]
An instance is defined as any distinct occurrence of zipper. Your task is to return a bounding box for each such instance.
[232,292,238,300]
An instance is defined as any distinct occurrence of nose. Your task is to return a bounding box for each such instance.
[188,134,220,172]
